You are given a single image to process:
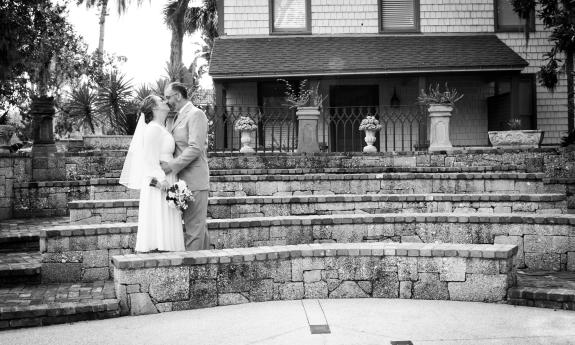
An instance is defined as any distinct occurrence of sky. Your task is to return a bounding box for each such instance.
[65,0,211,88]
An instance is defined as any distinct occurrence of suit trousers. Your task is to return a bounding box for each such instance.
[183,190,212,251]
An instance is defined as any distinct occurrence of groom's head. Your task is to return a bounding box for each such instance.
[164,82,188,111]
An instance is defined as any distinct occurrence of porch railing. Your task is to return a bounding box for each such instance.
[202,105,428,153]
[202,105,298,153]
[320,105,428,152]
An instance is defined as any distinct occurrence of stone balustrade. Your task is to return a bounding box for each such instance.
[111,242,518,315]
[40,213,575,283]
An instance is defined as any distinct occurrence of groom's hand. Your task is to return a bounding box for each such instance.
[160,161,172,174]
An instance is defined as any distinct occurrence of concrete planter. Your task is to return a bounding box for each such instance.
[427,104,453,151]
[83,135,133,150]
[488,130,544,148]
[296,106,320,153]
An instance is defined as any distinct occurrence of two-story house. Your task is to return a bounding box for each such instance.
[208,0,570,152]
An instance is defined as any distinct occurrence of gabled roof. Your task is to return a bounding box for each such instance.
[209,35,529,80]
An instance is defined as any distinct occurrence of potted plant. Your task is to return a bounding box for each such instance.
[358,115,382,153]
[278,79,327,153]
[487,118,544,148]
[0,112,15,154]
[234,116,258,153]
[418,83,464,151]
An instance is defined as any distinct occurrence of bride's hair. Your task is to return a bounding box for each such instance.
[139,95,157,124]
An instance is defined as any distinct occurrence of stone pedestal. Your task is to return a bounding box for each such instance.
[296,106,320,153]
[428,104,453,152]
[31,96,57,156]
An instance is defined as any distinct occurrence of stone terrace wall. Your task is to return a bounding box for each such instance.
[112,243,518,315]
[0,152,31,220]
[41,213,573,282]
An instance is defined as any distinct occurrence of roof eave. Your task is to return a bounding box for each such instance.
[210,65,528,80]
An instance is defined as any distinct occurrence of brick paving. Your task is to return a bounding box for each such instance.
[0,217,69,233]
[0,280,116,307]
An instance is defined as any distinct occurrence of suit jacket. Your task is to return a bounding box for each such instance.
[167,102,210,191]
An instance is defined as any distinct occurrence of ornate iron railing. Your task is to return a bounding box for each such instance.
[202,105,298,153]
[320,105,428,152]
[202,105,427,153]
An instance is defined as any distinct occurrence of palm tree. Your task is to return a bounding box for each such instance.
[76,0,148,55]
[163,0,218,83]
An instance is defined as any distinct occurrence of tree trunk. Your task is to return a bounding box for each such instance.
[98,0,108,54]
[169,0,189,82]
[567,49,574,134]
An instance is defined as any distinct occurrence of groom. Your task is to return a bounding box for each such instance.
[160,82,212,251]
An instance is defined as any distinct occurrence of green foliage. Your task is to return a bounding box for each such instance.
[506,118,523,130]
[277,79,326,109]
[417,83,464,106]
[61,83,100,134]
[96,72,134,135]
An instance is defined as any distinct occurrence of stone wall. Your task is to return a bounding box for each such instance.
[68,194,568,224]
[82,136,132,150]
[41,213,573,282]
[40,224,136,283]
[0,153,31,220]
[111,243,518,315]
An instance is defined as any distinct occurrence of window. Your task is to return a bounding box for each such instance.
[495,0,535,32]
[379,0,420,32]
[270,0,311,34]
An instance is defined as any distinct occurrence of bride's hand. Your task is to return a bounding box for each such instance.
[159,180,170,192]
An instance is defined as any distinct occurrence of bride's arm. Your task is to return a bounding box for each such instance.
[143,125,167,184]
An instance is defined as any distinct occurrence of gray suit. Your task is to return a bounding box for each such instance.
[167,102,211,250]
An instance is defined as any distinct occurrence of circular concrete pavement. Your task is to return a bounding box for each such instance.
[1,299,574,345]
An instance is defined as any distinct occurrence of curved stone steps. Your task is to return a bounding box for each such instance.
[0,252,41,285]
[13,172,563,218]
[40,212,575,283]
[67,193,569,224]
[0,280,119,330]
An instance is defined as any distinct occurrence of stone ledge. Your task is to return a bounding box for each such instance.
[42,213,575,238]
[111,243,518,270]
[508,286,575,310]
[14,172,547,189]
[67,193,567,210]
[112,242,518,315]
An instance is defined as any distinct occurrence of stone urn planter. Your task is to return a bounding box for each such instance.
[296,106,321,153]
[427,104,454,151]
[239,131,255,153]
[0,125,15,154]
[488,130,544,148]
[363,129,378,153]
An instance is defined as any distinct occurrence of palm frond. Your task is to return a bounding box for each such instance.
[96,71,134,134]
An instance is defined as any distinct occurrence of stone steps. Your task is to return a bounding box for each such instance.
[39,213,575,283]
[0,280,119,330]
[13,172,562,218]
[101,165,529,179]
[67,193,568,224]
[508,270,575,311]
[0,252,41,285]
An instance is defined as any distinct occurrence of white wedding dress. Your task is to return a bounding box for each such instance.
[135,122,185,252]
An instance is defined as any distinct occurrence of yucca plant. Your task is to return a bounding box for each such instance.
[62,83,100,134]
[151,78,170,98]
[96,71,134,134]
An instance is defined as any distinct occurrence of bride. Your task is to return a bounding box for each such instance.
[119,95,185,252]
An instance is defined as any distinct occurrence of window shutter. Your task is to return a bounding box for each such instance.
[381,0,415,30]
[274,0,306,30]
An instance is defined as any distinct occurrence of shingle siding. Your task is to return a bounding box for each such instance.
[219,0,572,144]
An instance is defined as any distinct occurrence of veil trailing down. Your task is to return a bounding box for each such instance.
[119,114,146,189]
[119,101,185,253]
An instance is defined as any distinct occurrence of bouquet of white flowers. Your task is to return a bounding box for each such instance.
[358,116,382,131]
[234,116,258,132]
[166,180,195,212]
